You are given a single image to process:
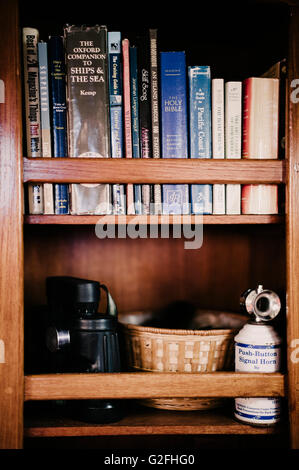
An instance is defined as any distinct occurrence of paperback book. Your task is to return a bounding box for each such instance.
[38,41,54,214]
[22,27,43,215]
[108,31,125,214]
[130,45,142,214]
[48,35,69,214]
[225,81,242,215]
[212,78,225,214]
[137,34,152,214]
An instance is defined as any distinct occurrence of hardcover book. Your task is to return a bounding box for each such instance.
[122,38,135,215]
[130,45,142,214]
[22,27,43,214]
[38,41,54,214]
[241,184,278,214]
[108,31,125,214]
[189,66,212,214]
[160,51,189,214]
[48,35,69,214]
[242,77,279,159]
[149,29,162,214]
[225,81,242,215]
[212,78,225,214]
[137,34,152,214]
[64,25,111,215]
[242,76,280,214]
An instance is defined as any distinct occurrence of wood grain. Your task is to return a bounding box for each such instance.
[0,0,24,449]
[24,215,285,225]
[24,225,285,315]
[24,408,283,437]
[285,5,299,450]
[24,372,286,401]
[23,157,285,184]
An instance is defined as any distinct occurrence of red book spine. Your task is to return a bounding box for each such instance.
[122,38,135,214]
[242,78,252,159]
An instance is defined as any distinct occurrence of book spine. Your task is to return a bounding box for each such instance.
[242,77,279,214]
[149,29,162,214]
[108,31,125,215]
[189,66,212,214]
[137,35,151,215]
[22,27,43,214]
[130,45,142,214]
[242,78,251,159]
[241,185,278,214]
[64,25,111,215]
[225,81,242,214]
[48,35,69,214]
[38,41,54,214]
[122,38,135,215]
[160,51,189,214]
[212,78,225,214]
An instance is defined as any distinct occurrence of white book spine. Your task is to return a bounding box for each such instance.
[212,79,225,214]
[225,81,242,214]
[23,27,43,214]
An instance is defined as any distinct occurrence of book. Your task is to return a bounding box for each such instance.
[242,76,280,214]
[225,81,242,215]
[38,41,54,214]
[48,35,69,214]
[212,78,225,214]
[241,184,278,214]
[122,38,135,215]
[149,29,162,214]
[188,66,212,214]
[137,34,152,215]
[64,25,111,215]
[22,27,43,214]
[130,45,142,214]
[242,77,279,159]
[108,31,125,215]
[160,51,189,214]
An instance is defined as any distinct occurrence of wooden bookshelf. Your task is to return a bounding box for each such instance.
[24,372,286,401]
[2,0,299,450]
[24,407,283,438]
[24,214,284,225]
[23,157,285,184]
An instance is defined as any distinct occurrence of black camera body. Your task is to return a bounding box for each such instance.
[46,276,122,423]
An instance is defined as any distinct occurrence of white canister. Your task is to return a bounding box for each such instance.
[234,321,281,425]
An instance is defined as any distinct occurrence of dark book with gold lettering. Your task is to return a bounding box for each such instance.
[64,24,111,214]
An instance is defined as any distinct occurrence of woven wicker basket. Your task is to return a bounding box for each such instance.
[122,323,236,411]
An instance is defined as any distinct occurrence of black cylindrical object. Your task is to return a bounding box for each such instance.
[45,276,122,423]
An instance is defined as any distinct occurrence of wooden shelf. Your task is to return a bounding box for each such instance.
[24,406,283,438]
[23,157,286,184]
[24,214,284,225]
[24,372,286,401]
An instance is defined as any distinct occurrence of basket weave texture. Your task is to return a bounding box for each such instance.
[122,324,236,410]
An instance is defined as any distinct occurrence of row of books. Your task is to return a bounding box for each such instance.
[23,26,284,216]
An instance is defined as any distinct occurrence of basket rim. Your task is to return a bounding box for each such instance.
[121,323,237,336]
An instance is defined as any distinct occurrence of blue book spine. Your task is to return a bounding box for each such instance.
[130,45,142,214]
[48,36,69,214]
[160,51,189,214]
[108,32,125,214]
[189,66,212,214]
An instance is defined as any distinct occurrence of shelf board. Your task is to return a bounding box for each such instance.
[24,214,284,225]
[24,407,283,438]
[24,372,286,401]
[23,157,285,184]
